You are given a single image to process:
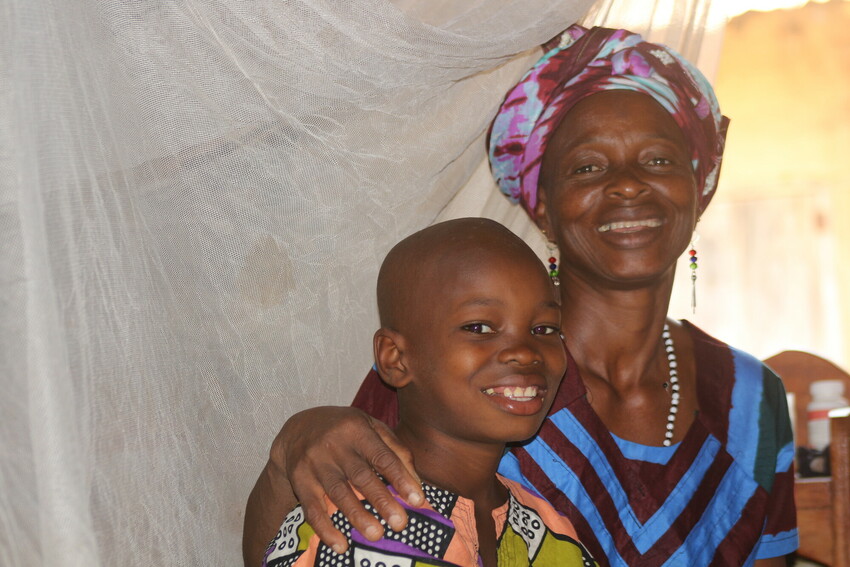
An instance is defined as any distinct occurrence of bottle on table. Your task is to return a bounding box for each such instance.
[807,379,849,451]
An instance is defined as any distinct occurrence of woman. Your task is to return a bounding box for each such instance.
[244,26,797,567]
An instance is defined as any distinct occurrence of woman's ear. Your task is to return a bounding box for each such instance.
[373,328,413,389]
[533,189,553,236]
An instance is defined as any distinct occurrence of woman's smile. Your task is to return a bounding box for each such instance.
[597,218,662,233]
[594,212,666,250]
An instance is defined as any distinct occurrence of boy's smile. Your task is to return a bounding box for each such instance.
[482,384,547,416]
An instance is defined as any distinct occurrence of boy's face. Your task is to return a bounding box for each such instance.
[399,247,567,446]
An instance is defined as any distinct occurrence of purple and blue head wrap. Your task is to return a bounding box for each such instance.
[488,25,730,216]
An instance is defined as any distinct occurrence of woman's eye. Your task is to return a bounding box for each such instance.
[647,157,672,166]
[531,325,559,336]
[462,323,495,334]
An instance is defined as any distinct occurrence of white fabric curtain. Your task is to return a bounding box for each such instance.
[1,1,715,564]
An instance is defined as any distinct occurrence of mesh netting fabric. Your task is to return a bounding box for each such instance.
[1,1,715,564]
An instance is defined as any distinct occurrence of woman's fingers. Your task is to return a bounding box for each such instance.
[281,406,422,549]
[291,451,388,549]
[343,452,409,534]
[326,465,391,539]
[369,418,424,507]
[321,417,422,537]
[296,477,353,553]
[334,419,425,540]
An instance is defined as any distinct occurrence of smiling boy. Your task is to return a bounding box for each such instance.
[262,218,596,567]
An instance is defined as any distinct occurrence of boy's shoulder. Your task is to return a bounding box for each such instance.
[262,483,460,567]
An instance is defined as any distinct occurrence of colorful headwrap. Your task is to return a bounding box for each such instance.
[488,25,730,216]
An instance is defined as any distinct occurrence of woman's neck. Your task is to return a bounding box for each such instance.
[556,271,700,447]
[558,272,675,387]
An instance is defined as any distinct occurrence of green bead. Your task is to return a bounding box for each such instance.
[689,263,697,270]
[550,269,559,277]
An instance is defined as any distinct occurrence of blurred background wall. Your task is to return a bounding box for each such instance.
[669,0,850,369]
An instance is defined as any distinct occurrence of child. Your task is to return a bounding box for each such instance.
[263,218,597,567]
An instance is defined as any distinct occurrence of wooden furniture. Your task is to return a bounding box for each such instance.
[764,351,850,567]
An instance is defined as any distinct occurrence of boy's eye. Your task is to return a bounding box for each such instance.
[574,163,602,174]
[462,323,495,334]
[531,325,559,336]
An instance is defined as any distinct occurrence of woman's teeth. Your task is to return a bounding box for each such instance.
[597,219,662,232]
[483,385,539,401]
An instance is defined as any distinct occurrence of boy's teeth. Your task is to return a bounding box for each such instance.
[485,386,539,400]
[598,219,662,232]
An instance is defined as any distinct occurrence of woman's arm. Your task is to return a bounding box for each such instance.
[242,406,423,567]
[243,452,296,567]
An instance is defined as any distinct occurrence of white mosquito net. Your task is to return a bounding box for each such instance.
[1,1,719,564]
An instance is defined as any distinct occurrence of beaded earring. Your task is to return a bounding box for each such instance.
[547,241,560,286]
[688,233,699,314]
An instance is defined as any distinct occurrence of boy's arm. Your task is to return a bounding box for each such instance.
[242,406,423,567]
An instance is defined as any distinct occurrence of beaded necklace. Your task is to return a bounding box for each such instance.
[661,324,680,447]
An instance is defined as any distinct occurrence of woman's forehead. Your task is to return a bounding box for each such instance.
[551,91,687,149]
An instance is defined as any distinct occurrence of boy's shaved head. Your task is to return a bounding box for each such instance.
[377,217,548,332]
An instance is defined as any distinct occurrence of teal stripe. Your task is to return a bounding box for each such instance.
[754,366,794,490]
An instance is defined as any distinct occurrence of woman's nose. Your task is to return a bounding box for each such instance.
[605,166,649,199]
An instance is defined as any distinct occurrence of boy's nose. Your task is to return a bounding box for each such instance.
[498,337,543,366]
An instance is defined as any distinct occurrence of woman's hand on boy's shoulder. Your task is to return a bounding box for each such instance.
[277,406,424,553]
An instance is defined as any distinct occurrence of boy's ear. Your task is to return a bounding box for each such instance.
[373,328,413,389]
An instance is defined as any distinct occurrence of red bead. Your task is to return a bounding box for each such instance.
[548,257,557,263]
[689,249,696,256]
